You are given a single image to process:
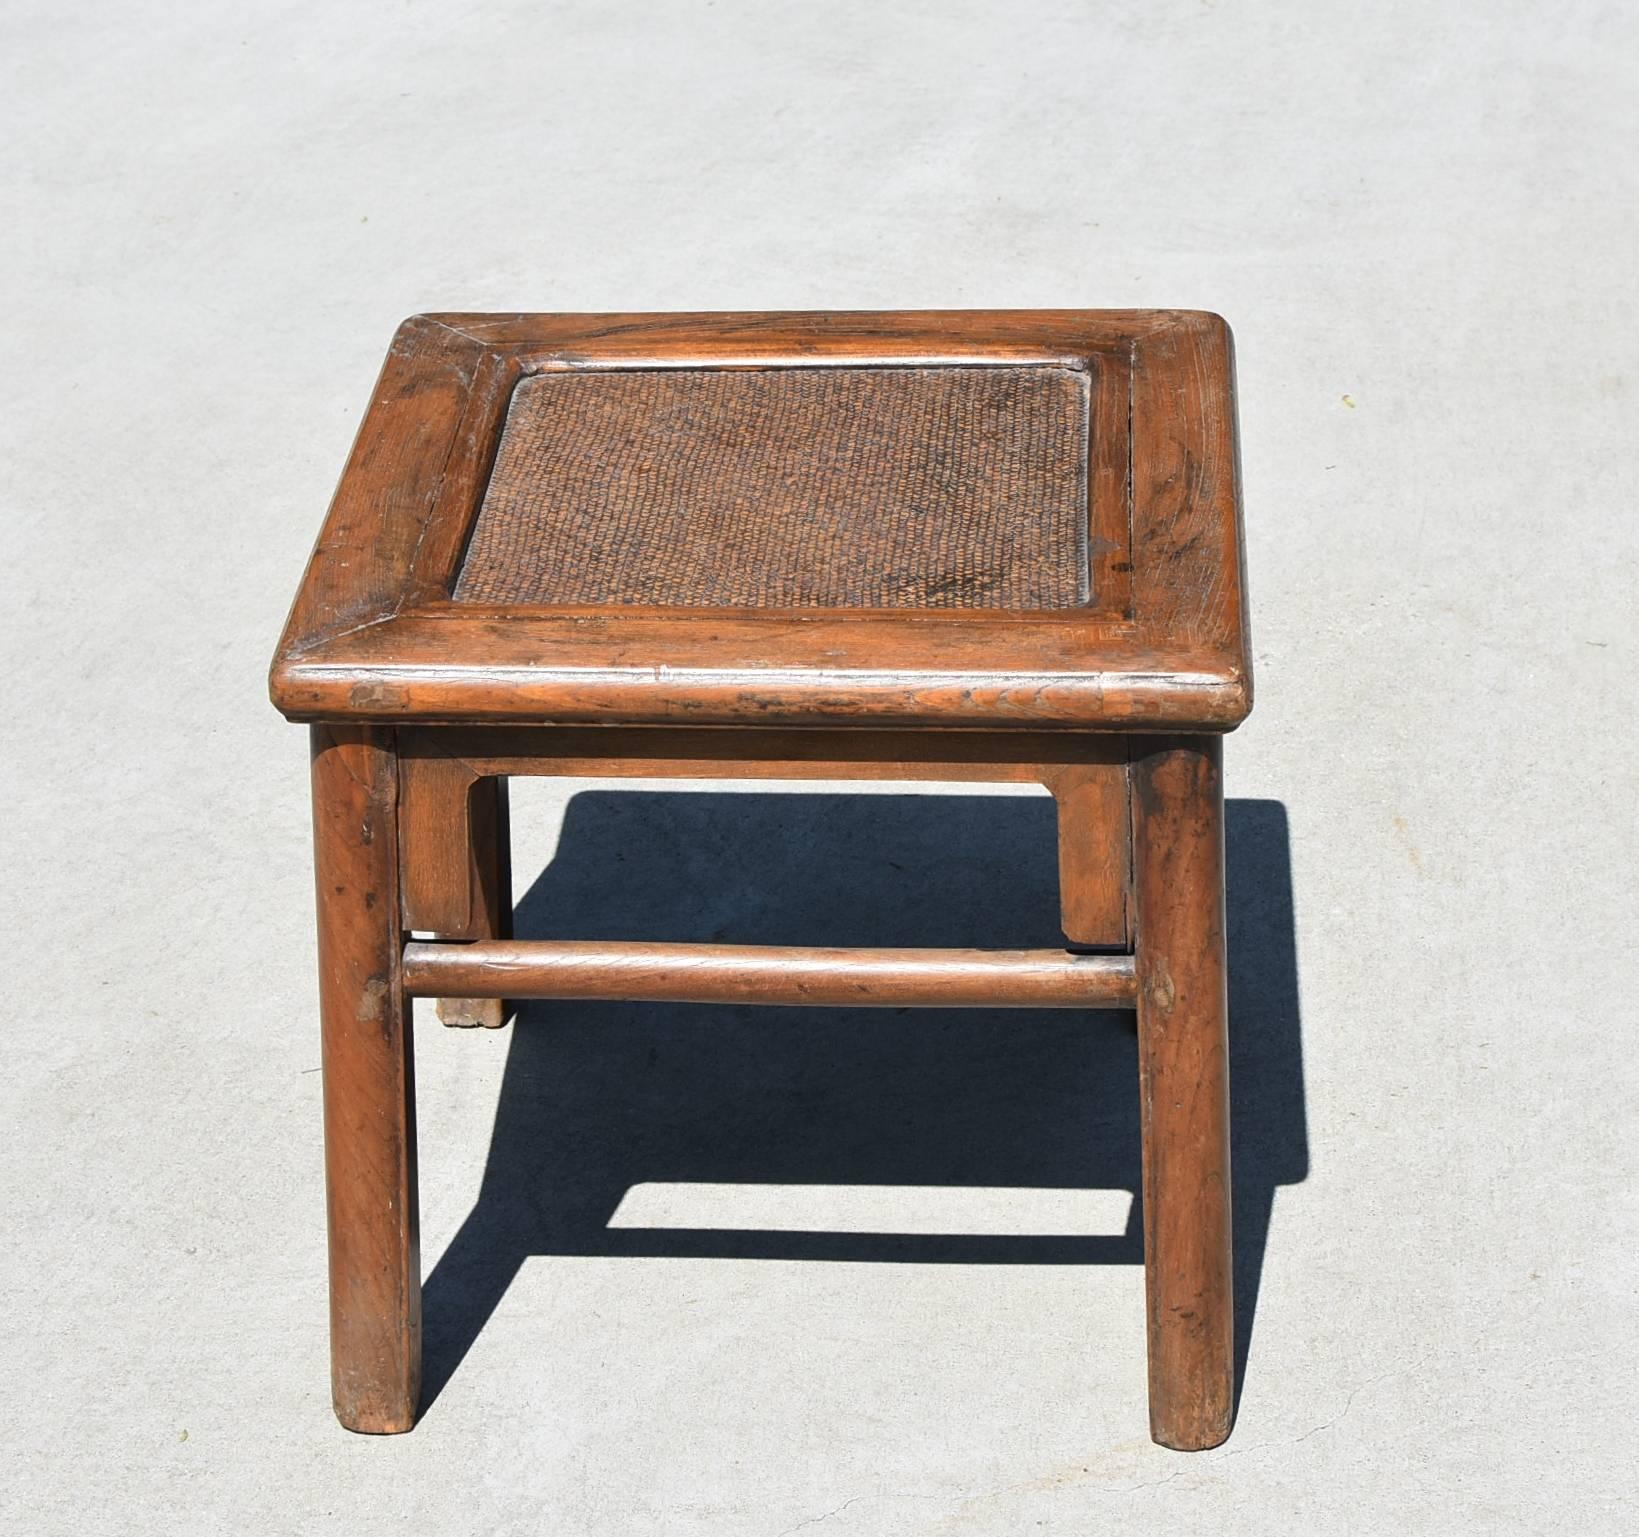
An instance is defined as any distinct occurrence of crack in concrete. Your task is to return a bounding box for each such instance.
[766,1367,1431,1537]
[772,1494,871,1537]
[1214,1355,1433,1464]
[773,1492,949,1537]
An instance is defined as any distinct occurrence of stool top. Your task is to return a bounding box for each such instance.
[270,311,1250,730]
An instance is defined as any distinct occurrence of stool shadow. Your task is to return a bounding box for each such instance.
[420,793,1307,1422]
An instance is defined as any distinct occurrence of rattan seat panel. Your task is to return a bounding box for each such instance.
[451,365,1091,609]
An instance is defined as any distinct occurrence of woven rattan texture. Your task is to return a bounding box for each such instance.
[452,365,1091,609]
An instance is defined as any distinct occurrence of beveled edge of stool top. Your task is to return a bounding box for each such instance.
[269,310,1251,732]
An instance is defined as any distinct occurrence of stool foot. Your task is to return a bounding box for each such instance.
[311,725,421,1433]
[1131,736,1234,1451]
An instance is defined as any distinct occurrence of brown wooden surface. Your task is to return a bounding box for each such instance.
[397,343,524,612]
[441,778,512,1029]
[268,311,1250,730]
[398,728,1133,990]
[397,750,512,1026]
[276,309,1250,1447]
[1047,763,1132,948]
[280,318,488,650]
[281,617,1243,726]
[1131,735,1234,1450]
[402,940,1137,1010]
[426,308,1174,353]
[398,748,482,935]
[399,724,1128,780]
[310,724,420,1433]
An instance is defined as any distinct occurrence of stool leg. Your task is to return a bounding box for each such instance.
[310,725,420,1433]
[1131,736,1233,1450]
[437,776,514,1029]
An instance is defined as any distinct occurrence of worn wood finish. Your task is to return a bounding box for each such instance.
[280,319,487,651]
[439,777,512,1029]
[398,345,524,612]
[428,307,1173,354]
[276,311,1252,1448]
[397,749,513,1025]
[274,615,1244,729]
[1046,763,1132,948]
[398,729,1132,1010]
[268,311,1250,731]
[310,724,420,1433]
[402,940,1137,1010]
[398,749,482,935]
[402,725,1130,783]
[395,729,1132,1026]
[1131,735,1234,1450]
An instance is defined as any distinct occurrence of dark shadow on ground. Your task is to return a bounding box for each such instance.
[420,791,1306,1422]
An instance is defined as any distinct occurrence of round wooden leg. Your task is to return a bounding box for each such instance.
[311,724,421,1432]
[1131,735,1234,1450]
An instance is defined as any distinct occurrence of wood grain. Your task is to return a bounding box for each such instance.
[1131,735,1234,1450]
[434,774,512,1028]
[275,310,1253,1449]
[268,311,1250,731]
[1047,763,1132,948]
[397,750,513,1026]
[310,724,420,1433]
[274,613,1245,728]
[1128,314,1249,661]
[402,940,1137,1010]
[416,308,1184,356]
[399,725,1128,782]
[279,318,485,653]
[398,748,481,935]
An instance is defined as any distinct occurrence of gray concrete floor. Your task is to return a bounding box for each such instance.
[4,2,1636,1531]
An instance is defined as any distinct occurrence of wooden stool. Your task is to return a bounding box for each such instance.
[269,310,1253,1449]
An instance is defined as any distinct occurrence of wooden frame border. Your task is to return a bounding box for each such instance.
[269,311,1249,730]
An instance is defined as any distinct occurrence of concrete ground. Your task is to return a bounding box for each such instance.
[4,2,1636,1531]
